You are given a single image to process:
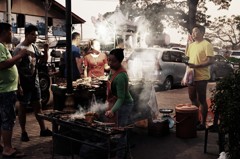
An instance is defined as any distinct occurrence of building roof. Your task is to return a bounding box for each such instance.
[51,0,86,24]
[0,0,85,24]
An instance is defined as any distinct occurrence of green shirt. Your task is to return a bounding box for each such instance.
[110,72,133,112]
[0,43,18,93]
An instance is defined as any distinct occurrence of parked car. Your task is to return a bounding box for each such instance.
[230,50,240,59]
[210,55,234,81]
[127,48,186,90]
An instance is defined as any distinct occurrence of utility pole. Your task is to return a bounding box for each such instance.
[42,0,52,41]
[65,0,73,94]
[6,0,11,23]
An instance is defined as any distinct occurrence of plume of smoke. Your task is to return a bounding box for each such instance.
[129,82,159,122]
[127,49,160,81]
[70,94,108,120]
[92,7,152,48]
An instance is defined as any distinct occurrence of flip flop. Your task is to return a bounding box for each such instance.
[2,149,25,158]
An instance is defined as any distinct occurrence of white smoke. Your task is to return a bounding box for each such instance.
[70,94,108,120]
[89,94,108,113]
[92,7,151,48]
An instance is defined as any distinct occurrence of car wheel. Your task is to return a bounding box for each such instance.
[210,72,216,82]
[41,90,50,109]
[163,77,173,90]
[39,72,50,92]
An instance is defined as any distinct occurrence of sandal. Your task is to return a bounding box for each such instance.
[2,148,25,158]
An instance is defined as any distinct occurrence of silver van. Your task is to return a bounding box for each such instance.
[127,48,186,90]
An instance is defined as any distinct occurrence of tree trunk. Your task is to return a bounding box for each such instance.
[187,0,199,33]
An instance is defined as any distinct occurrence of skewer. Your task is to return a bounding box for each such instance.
[93,120,115,126]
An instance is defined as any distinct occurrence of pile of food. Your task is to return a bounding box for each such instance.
[53,76,108,89]
[75,77,106,89]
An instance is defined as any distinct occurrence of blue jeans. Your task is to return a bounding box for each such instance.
[116,101,134,159]
[0,91,17,131]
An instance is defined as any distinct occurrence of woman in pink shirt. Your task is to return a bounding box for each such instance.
[84,39,109,78]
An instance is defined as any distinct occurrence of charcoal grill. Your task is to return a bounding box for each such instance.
[38,110,131,159]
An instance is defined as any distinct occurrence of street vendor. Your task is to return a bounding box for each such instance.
[105,48,133,159]
[83,39,109,78]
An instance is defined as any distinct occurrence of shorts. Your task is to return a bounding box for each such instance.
[0,91,17,131]
[18,85,41,105]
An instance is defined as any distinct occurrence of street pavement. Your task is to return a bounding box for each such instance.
[0,82,220,159]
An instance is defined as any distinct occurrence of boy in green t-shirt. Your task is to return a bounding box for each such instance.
[0,22,29,158]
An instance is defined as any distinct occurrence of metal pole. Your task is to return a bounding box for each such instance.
[81,24,83,40]
[65,0,72,94]
[45,0,48,41]
[43,0,52,41]
[6,0,11,23]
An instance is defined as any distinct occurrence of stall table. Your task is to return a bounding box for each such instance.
[38,110,131,159]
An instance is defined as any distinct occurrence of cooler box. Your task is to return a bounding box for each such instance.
[175,104,198,138]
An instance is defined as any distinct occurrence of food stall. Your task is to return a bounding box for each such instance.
[45,75,159,158]
[51,77,158,121]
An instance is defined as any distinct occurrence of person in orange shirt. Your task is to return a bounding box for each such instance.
[84,39,109,78]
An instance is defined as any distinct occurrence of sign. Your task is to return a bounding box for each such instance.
[52,18,66,36]
[26,15,45,35]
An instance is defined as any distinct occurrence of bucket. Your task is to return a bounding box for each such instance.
[175,104,198,138]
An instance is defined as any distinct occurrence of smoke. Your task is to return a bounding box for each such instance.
[92,7,151,48]
[70,94,108,120]
[127,49,160,121]
[89,94,108,112]
[127,49,160,81]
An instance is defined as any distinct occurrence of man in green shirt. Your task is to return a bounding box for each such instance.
[0,23,29,157]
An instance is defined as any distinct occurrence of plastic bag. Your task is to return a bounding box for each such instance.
[218,152,229,159]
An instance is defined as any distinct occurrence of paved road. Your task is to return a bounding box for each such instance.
[156,82,216,111]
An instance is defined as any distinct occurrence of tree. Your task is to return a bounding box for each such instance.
[206,15,240,49]
[119,0,232,34]
[119,0,166,33]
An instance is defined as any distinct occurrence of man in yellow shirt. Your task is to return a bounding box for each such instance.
[186,25,214,130]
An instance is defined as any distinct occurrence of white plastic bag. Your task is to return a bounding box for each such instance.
[218,152,229,159]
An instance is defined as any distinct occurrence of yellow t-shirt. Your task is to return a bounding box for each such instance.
[186,40,214,81]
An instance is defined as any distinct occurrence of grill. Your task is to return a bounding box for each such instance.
[38,110,131,159]
[51,78,107,111]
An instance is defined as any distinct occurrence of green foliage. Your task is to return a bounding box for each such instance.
[211,69,240,158]
[227,57,240,64]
